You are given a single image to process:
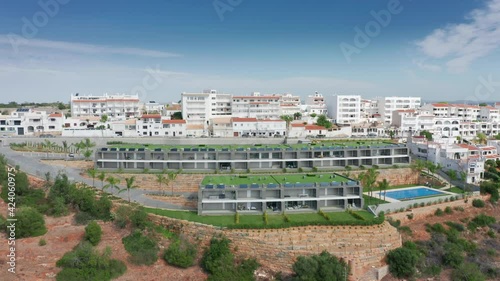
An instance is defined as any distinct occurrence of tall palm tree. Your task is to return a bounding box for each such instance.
[377,179,390,201]
[62,140,68,152]
[168,172,178,196]
[120,176,138,202]
[87,168,97,188]
[280,115,293,137]
[104,176,120,192]
[359,167,379,205]
[156,173,166,195]
[97,171,106,190]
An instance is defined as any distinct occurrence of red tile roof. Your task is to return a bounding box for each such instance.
[232,117,258,122]
[305,125,326,130]
[141,114,161,119]
[233,96,280,99]
[291,123,306,127]
[48,113,63,117]
[162,119,186,124]
[432,103,449,107]
[458,144,479,150]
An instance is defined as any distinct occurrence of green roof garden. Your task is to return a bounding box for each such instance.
[201,173,351,186]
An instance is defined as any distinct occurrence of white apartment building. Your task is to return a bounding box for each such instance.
[279,93,302,116]
[70,93,140,119]
[231,117,286,137]
[142,101,164,114]
[181,90,232,126]
[421,103,481,121]
[0,109,64,136]
[479,106,500,122]
[305,92,328,116]
[360,99,379,121]
[376,96,421,125]
[231,92,281,120]
[326,95,361,124]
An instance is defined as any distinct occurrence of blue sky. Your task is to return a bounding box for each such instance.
[1,0,499,103]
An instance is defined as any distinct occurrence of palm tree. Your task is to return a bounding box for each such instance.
[293,112,302,120]
[104,176,120,192]
[476,133,487,145]
[120,176,138,202]
[97,171,106,190]
[411,159,426,183]
[62,140,68,152]
[377,179,390,201]
[156,173,166,195]
[87,168,97,188]
[359,167,379,205]
[168,172,178,196]
[280,115,293,136]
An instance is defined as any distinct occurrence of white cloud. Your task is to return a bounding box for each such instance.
[415,0,500,72]
[0,35,181,58]
[413,59,442,72]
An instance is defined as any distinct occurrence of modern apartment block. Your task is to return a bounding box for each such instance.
[70,93,140,118]
[326,95,362,124]
[95,141,410,173]
[198,173,363,215]
[305,92,328,116]
[231,92,281,119]
[376,96,421,125]
[181,90,232,125]
[0,109,64,136]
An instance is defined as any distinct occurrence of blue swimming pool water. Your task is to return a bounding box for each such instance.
[384,187,445,201]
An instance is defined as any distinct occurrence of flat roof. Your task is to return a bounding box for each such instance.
[201,173,351,186]
[105,140,401,151]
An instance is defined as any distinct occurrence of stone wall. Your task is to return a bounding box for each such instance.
[149,215,401,278]
[350,168,419,186]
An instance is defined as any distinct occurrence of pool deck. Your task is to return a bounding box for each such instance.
[369,186,455,203]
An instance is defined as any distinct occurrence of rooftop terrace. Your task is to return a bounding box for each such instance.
[103,140,400,152]
[201,173,351,186]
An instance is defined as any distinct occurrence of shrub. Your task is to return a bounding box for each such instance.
[85,221,102,246]
[472,199,485,208]
[388,218,401,228]
[130,207,149,230]
[56,242,126,281]
[451,262,486,281]
[420,202,425,207]
[445,221,465,232]
[75,212,93,225]
[122,230,159,265]
[47,196,69,217]
[15,207,47,238]
[426,223,446,234]
[434,208,444,216]
[386,247,420,279]
[480,181,500,202]
[444,206,453,214]
[398,226,413,236]
[443,243,464,268]
[163,238,197,268]
[113,205,131,228]
[468,214,496,231]
[487,229,496,238]
[454,206,465,212]
[292,251,349,281]
[413,203,419,208]
[407,213,414,220]
[39,238,47,246]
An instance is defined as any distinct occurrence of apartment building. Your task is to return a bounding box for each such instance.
[142,101,164,114]
[0,109,64,136]
[231,118,286,137]
[479,106,500,122]
[278,93,302,116]
[70,93,140,118]
[305,92,328,116]
[231,92,281,119]
[326,95,361,124]
[422,103,481,121]
[376,96,421,125]
[181,90,232,126]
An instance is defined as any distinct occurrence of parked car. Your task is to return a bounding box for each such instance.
[68,153,75,158]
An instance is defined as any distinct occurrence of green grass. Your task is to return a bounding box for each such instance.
[445,186,465,194]
[201,173,350,186]
[145,208,376,228]
[107,140,398,152]
[363,194,389,205]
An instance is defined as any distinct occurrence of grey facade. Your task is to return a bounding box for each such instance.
[95,144,410,172]
[198,179,363,215]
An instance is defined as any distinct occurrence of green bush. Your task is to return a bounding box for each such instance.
[443,243,464,268]
[163,238,197,268]
[386,246,420,279]
[292,251,349,281]
[15,207,47,238]
[445,221,465,232]
[39,238,47,246]
[130,207,149,230]
[472,199,485,208]
[480,181,500,202]
[85,221,102,246]
[56,242,126,281]
[451,262,486,281]
[75,212,93,225]
[113,205,131,228]
[122,230,159,265]
[468,214,496,230]
[434,208,444,216]
[426,223,446,234]
[444,206,453,214]
[47,196,69,217]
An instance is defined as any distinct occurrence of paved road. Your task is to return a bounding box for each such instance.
[0,146,194,211]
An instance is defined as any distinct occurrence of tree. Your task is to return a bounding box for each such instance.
[280,115,293,136]
[389,130,395,139]
[87,168,97,188]
[83,150,93,161]
[315,114,332,129]
[293,112,302,120]
[386,247,420,279]
[57,102,66,110]
[156,173,166,195]
[171,111,183,120]
[411,159,426,179]
[495,133,500,140]
[476,132,487,145]
[62,140,68,152]
[358,167,379,205]
[15,207,47,238]
[310,113,317,118]
[163,237,197,268]
[377,179,390,201]
[104,176,120,192]
[420,130,433,141]
[168,172,178,196]
[479,103,487,107]
[100,114,108,124]
[121,176,138,203]
[84,221,102,246]
[97,171,106,190]
[292,251,349,281]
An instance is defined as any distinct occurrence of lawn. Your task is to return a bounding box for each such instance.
[201,173,350,186]
[444,186,465,194]
[271,173,349,184]
[363,194,389,205]
[145,208,377,228]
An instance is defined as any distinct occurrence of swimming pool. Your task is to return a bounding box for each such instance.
[384,187,445,201]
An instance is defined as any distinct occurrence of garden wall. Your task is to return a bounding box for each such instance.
[149,215,402,278]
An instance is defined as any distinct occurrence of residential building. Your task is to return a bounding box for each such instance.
[181,90,232,126]
[278,93,302,116]
[70,93,140,118]
[305,92,328,116]
[326,95,362,124]
[376,96,421,125]
[0,108,64,136]
[142,101,164,114]
[231,118,286,137]
[231,92,281,119]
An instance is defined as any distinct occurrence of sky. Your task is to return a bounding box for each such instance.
[1,0,500,103]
